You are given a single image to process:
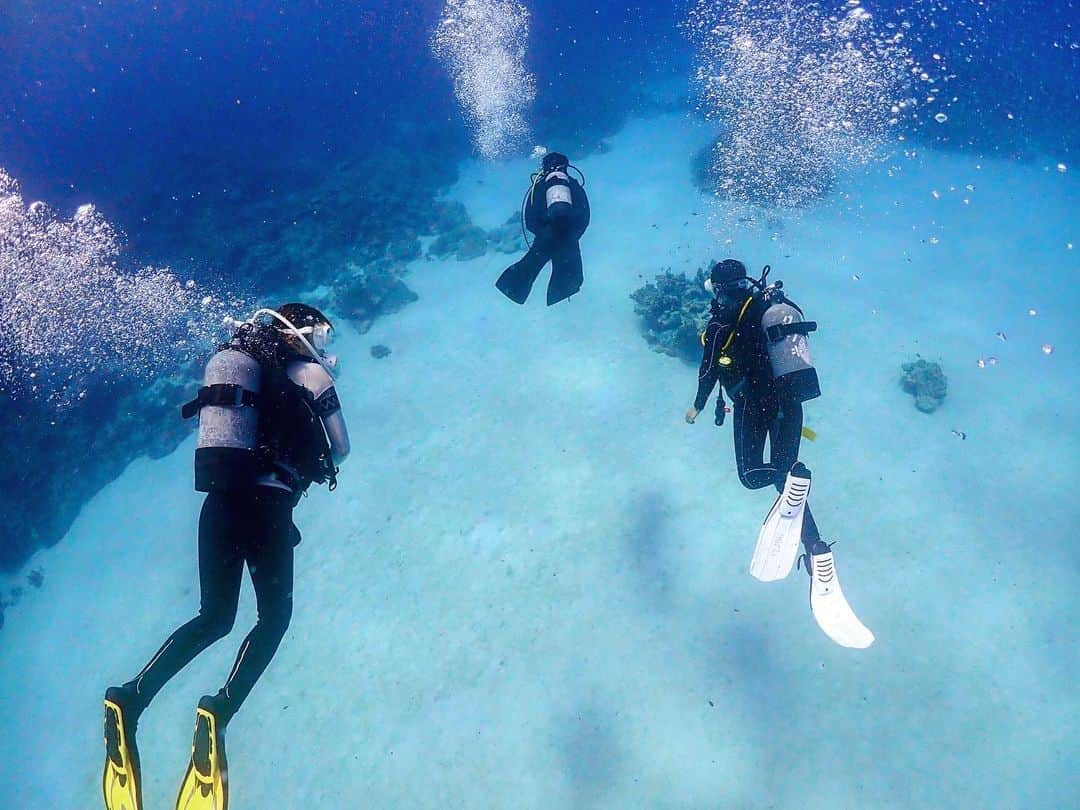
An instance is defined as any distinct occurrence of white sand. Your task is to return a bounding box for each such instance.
[1,113,1077,809]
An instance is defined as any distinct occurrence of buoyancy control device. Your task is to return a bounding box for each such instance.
[181,317,337,493]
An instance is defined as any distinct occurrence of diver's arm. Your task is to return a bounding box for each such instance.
[523,187,544,233]
[693,321,723,413]
[574,181,590,235]
[290,361,351,465]
[315,388,351,465]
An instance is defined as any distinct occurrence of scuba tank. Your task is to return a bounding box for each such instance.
[181,339,264,492]
[758,274,821,402]
[543,169,573,219]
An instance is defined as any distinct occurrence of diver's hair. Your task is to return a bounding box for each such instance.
[275,303,332,330]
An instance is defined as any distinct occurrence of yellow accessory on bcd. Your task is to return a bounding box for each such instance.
[716,296,755,368]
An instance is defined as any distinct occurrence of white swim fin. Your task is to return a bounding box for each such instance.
[750,463,811,582]
[806,542,875,649]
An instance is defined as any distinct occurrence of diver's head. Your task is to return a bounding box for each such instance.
[274,302,334,360]
[704,258,749,297]
[541,151,569,174]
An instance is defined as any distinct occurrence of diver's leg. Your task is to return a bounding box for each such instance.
[210,488,295,727]
[734,395,779,489]
[496,228,556,304]
[546,238,584,305]
[769,399,804,477]
[768,399,820,554]
[801,504,823,555]
[115,492,243,718]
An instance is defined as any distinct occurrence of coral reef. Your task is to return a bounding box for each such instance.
[900,358,948,413]
[370,344,392,360]
[428,204,524,260]
[630,266,715,363]
[428,205,489,260]
[486,214,527,255]
[315,260,419,335]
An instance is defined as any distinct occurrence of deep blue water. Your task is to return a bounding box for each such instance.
[1,1,1075,216]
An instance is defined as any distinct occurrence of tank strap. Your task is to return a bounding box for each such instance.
[180,384,259,420]
[765,321,818,343]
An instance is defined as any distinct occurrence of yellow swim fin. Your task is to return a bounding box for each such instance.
[175,699,229,810]
[103,689,143,810]
[801,426,817,442]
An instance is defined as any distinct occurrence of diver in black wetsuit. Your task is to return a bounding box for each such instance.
[496,151,590,306]
[684,260,875,648]
[684,259,822,547]
[102,303,350,810]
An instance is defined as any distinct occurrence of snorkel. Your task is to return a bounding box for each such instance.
[247,308,338,379]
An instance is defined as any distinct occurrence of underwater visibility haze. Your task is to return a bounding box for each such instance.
[1,0,1077,807]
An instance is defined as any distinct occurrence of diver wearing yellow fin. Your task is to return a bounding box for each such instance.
[175,696,229,810]
[102,304,351,810]
[684,259,873,648]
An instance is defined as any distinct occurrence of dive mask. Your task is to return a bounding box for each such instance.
[247,308,338,379]
[296,321,333,352]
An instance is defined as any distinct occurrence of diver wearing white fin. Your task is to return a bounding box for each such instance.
[751,461,811,582]
[686,260,873,648]
[802,542,875,648]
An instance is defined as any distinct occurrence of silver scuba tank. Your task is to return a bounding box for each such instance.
[191,348,263,492]
[544,170,573,218]
[761,293,821,402]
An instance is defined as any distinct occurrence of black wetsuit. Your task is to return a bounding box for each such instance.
[118,488,295,728]
[113,341,348,731]
[496,175,590,305]
[694,293,821,548]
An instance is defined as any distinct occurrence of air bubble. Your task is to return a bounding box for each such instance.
[934,112,948,123]
[432,0,535,158]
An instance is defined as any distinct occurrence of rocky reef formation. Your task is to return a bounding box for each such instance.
[1,567,45,630]
[630,265,715,364]
[314,259,419,335]
[427,205,525,261]
[0,359,202,573]
[900,358,948,413]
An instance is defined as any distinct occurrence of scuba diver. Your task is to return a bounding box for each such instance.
[684,259,873,649]
[102,303,350,810]
[496,150,590,306]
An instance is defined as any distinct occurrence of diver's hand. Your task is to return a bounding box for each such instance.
[685,407,699,424]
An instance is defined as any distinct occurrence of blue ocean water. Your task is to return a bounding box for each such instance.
[1,1,1077,808]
